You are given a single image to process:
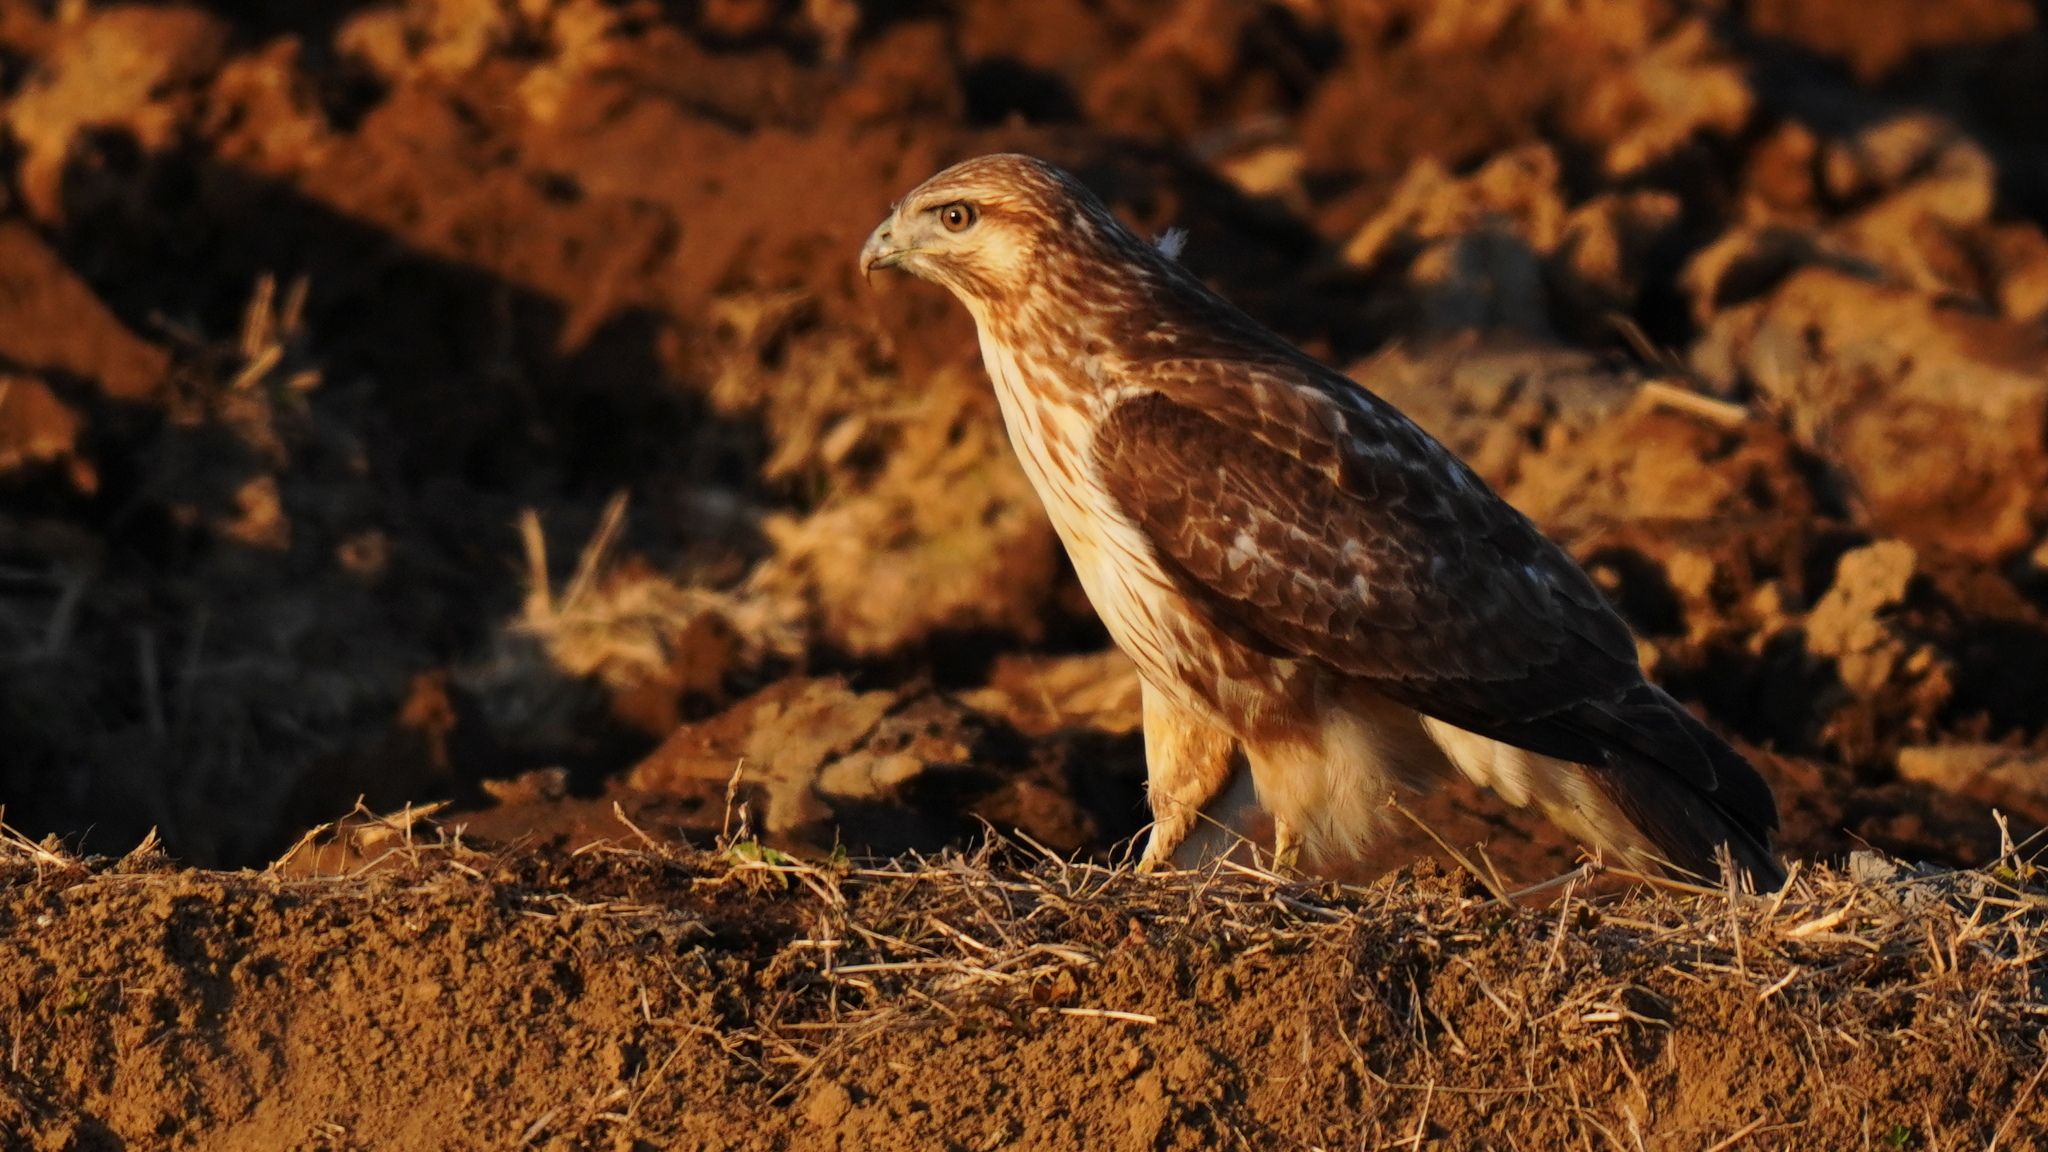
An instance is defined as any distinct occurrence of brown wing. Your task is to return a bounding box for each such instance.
[1096,358,1668,765]
[1095,356,1782,879]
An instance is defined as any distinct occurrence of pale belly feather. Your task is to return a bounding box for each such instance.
[976,335,1216,706]
[973,331,1463,864]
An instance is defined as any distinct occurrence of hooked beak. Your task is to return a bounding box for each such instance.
[859,216,914,282]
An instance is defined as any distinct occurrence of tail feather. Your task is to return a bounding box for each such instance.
[1426,683,1786,891]
[1582,685,1785,890]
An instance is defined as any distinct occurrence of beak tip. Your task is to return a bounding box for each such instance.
[858,249,903,286]
[861,215,904,286]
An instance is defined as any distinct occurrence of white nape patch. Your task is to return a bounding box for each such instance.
[1153,228,1188,261]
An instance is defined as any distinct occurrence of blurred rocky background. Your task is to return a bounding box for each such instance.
[1,0,2045,873]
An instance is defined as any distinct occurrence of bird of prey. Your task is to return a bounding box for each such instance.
[860,153,1784,888]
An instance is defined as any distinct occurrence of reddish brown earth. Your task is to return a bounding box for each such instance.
[5,832,2046,1152]
[2,0,2048,1146]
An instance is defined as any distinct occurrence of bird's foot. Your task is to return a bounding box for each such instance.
[1269,818,1303,874]
[1136,815,1193,874]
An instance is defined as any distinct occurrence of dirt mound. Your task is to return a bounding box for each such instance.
[3,830,2044,1151]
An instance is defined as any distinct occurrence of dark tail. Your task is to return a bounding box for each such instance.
[1584,684,1786,890]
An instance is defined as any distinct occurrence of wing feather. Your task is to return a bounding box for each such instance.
[1096,360,1656,762]
[1093,358,1782,881]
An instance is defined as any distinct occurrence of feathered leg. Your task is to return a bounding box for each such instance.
[1136,680,1242,871]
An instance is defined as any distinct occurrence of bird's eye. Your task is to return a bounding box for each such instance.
[938,202,978,232]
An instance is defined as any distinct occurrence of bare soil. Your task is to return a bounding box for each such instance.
[4,829,2046,1152]
[3,0,2048,1146]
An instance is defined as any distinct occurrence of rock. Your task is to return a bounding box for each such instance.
[625,675,1143,853]
[1339,145,1566,337]
[1742,121,1824,220]
[1792,540,1960,763]
[1405,228,1550,337]
[1896,745,2048,806]
[334,8,414,81]
[464,515,804,747]
[414,0,518,76]
[209,39,337,173]
[958,650,1143,737]
[1214,143,1307,214]
[1983,224,2048,323]
[1744,0,2034,82]
[0,374,92,493]
[0,222,170,401]
[697,0,783,42]
[1554,189,1684,320]
[1342,146,1686,338]
[630,678,895,837]
[814,752,930,803]
[1679,224,1840,329]
[1804,541,1928,694]
[1342,146,1567,272]
[219,475,291,552]
[1827,116,1998,299]
[753,371,1064,660]
[1694,115,2020,322]
[1355,340,1640,486]
[955,0,1120,102]
[1081,0,1260,141]
[826,21,963,127]
[1573,17,1752,178]
[1507,389,1812,532]
[1820,114,1994,216]
[1298,0,1663,177]
[479,766,572,806]
[1695,267,2048,559]
[2,3,228,222]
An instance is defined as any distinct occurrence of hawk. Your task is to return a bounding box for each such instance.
[860,154,1784,888]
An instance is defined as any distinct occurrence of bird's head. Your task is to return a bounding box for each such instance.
[860,153,1146,315]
